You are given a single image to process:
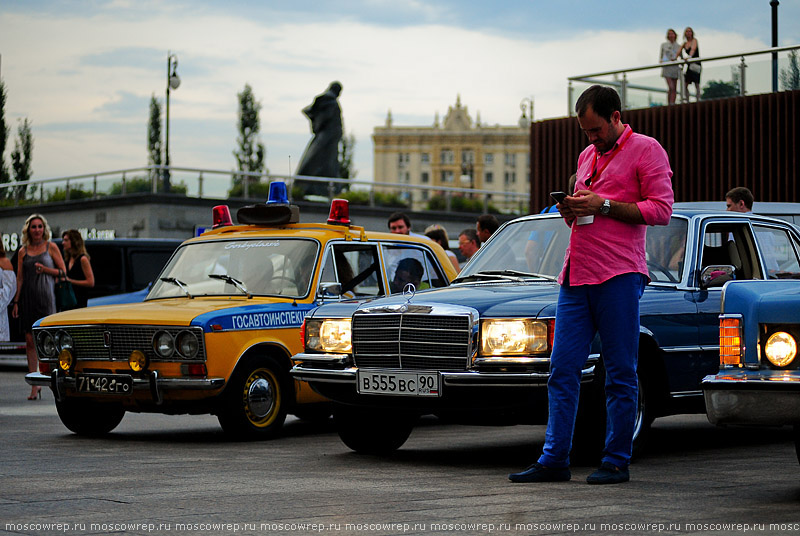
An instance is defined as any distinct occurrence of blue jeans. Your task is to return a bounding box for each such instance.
[538,272,646,469]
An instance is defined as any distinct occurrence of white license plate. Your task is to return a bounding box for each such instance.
[357,371,440,397]
[76,374,133,395]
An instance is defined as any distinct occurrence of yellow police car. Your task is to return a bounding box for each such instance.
[26,182,457,439]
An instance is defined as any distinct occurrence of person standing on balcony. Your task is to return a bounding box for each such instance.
[509,85,673,485]
[660,29,682,105]
[679,27,701,101]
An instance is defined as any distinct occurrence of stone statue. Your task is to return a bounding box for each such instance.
[296,82,343,191]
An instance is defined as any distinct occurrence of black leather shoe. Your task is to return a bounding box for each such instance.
[508,462,571,483]
[586,462,630,484]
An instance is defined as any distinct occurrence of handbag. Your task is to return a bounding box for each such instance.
[687,62,702,74]
[55,269,78,311]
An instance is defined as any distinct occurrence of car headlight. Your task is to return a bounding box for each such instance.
[305,319,352,353]
[765,331,797,367]
[481,319,549,356]
[55,330,73,352]
[153,331,175,358]
[36,331,57,359]
[176,331,199,358]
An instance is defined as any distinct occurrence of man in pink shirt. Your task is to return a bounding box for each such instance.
[510,85,673,485]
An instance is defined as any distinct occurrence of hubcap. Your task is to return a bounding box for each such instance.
[247,377,274,420]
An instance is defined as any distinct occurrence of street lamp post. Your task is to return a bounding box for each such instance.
[519,97,534,127]
[164,52,180,193]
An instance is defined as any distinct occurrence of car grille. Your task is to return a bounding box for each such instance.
[352,312,472,371]
[38,325,206,362]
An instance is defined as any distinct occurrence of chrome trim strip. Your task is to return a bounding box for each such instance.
[661,346,707,353]
[291,352,351,367]
[669,390,703,398]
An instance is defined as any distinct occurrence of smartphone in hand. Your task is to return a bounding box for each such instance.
[550,191,568,204]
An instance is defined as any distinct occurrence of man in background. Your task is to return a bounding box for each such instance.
[476,214,499,243]
[725,187,753,213]
[458,229,481,262]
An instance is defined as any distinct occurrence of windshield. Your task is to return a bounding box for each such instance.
[459,216,570,280]
[148,238,319,299]
[459,215,689,284]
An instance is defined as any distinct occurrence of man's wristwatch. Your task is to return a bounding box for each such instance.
[600,198,611,215]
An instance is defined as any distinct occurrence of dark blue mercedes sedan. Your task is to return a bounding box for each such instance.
[291,209,800,455]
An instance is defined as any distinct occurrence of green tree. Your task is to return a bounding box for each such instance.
[0,79,10,199]
[338,131,356,180]
[701,80,739,100]
[231,84,266,198]
[148,94,162,182]
[780,50,800,91]
[10,118,33,199]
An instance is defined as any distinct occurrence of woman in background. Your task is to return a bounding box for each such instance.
[0,239,17,342]
[679,27,701,101]
[13,214,66,400]
[425,224,460,273]
[660,29,682,105]
[61,230,95,308]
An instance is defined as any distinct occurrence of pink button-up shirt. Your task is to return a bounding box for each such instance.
[559,124,674,286]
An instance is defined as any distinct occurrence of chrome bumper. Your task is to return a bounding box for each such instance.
[290,352,597,389]
[26,370,225,404]
[702,373,800,425]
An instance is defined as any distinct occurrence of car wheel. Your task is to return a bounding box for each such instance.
[55,398,125,437]
[794,425,800,465]
[334,406,416,454]
[217,357,288,440]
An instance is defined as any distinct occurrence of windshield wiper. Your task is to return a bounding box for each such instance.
[160,277,193,298]
[208,274,251,298]
[478,270,558,281]
[453,270,557,284]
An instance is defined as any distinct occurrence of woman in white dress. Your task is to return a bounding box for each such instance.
[660,29,682,105]
[0,240,16,342]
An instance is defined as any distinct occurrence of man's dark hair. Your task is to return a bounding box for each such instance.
[459,228,480,246]
[575,85,622,122]
[477,214,499,235]
[387,211,411,228]
[726,186,754,210]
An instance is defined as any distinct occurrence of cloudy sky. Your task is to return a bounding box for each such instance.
[1,0,798,187]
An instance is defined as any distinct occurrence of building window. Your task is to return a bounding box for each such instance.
[398,153,410,166]
[421,172,429,184]
[441,149,455,165]
[441,170,454,183]
[421,190,429,201]
[484,153,494,165]
[485,172,493,184]
[421,153,430,164]
[504,172,516,185]
[504,153,516,168]
[462,149,475,164]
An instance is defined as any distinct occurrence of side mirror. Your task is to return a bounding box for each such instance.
[317,282,342,299]
[699,265,736,289]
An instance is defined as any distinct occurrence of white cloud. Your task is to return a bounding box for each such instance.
[0,8,780,183]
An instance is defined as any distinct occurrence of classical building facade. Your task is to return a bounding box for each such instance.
[372,96,530,212]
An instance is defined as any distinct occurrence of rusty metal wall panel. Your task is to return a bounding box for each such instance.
[529,90,800,213]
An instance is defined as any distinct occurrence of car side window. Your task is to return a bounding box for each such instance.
[383,244,441,295]
[646,218,687,283]
[320,245,383,297]
[699,223,760,286]
[753,225,800,279]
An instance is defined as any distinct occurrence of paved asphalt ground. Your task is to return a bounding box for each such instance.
[1,366,799,536]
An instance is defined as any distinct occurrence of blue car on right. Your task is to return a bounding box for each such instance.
[703,279,800,464]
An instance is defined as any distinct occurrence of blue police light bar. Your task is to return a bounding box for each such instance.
[266,181,289,204]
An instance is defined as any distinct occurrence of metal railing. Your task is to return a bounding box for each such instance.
[0,166,529,215]
[568,44,800,114]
